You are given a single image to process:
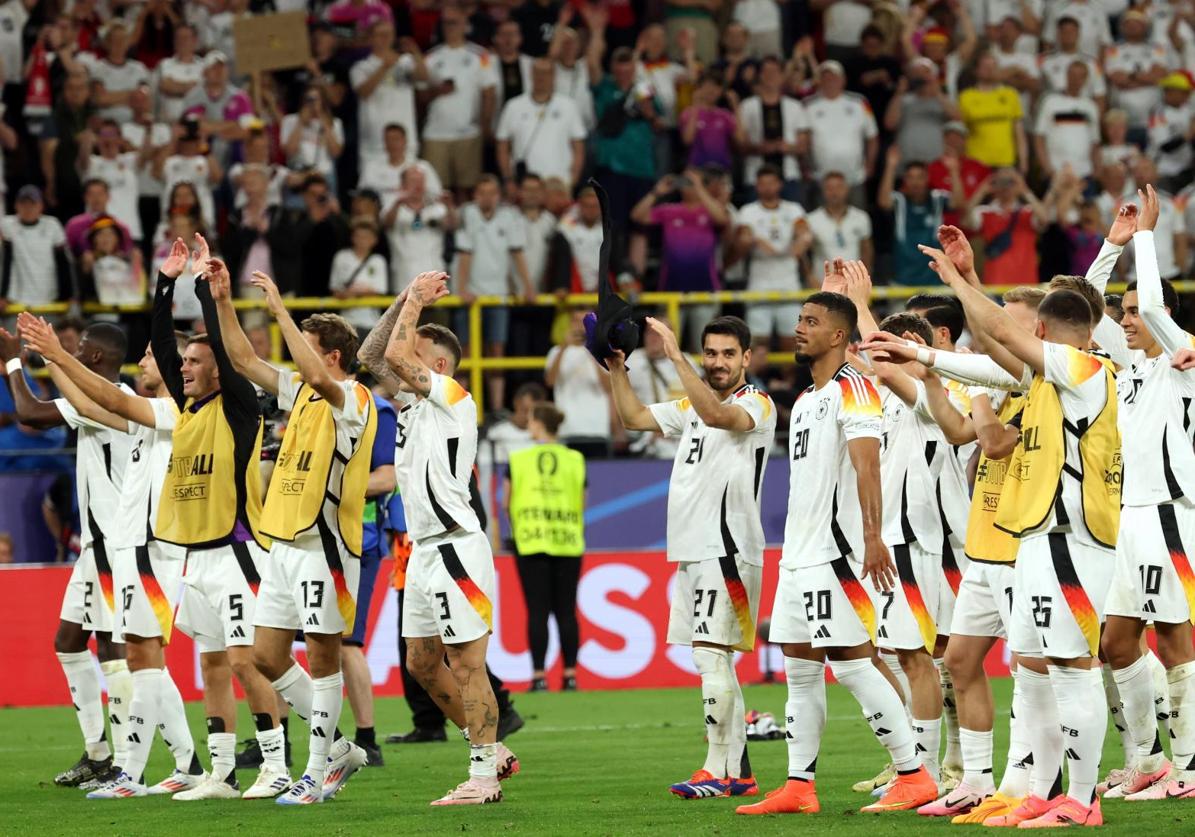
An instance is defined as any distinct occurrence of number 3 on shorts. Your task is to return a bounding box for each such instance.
[435,591,452,621]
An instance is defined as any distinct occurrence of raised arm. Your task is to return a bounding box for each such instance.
[196,257,259,415]
[249,271,344,408]
[0,329,65,429]
[644,317,754,431]
[1135,185,1194,358]
[151,238,190,408]
[606,349,661,432]
[18,312,154,429]
[971,390,1020,460]
[383,271,450,398]
[357,292,407,396]
[209,261,280,394]
[847,435,896,592]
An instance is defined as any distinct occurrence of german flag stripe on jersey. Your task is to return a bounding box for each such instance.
[1062,345,1105,386]
[837,369,882,417]
[135,546,173,643]
[316,518,357,632]
[718,554,756,651]
[832,556,876,642]
[439,543,493,630]
[894,546,937,654]
[1049,534,1100,657]
[93,535,116,614]
[442,377,470,407]
[942,543,962,596]
[1159,504,1195,621]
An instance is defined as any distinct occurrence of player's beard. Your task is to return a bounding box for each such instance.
[793,348,814,365]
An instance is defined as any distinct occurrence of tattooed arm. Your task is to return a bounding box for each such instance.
[383,271,450,397]
[358,291,408,397]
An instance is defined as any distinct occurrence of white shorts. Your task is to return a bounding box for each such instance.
[666,556,762,652]
[113,542,185,643]
[1008,534,1114,659]
[255,528,360,635]
[769,556,879,649]
[1105,503,1195,625]
[59,540,116,632]
[745,302,801,340]
[937,540,967,637]
[174,541,266,653]
[877,542,941,654]
[402,529,495,644]
[950,560,1016,639]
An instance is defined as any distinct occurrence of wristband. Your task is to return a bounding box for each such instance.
[5,357,21,375]
[915,347,933,366]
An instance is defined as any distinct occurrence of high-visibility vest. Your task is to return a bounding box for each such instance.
[995,357,1121,547]
[156,395,269,550]
[259,380,377,556]
[964,393,1025,564]
[508,443,586,557]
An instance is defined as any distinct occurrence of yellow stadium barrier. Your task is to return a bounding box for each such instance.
[8,282,1188,418]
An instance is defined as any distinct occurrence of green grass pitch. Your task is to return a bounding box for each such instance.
[2,678,1193,835]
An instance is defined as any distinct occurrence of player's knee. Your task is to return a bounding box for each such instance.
[229,654,262,686]
[896,648,934,676]
[1099,624,1139,669]
[123,637,161,671]
[943,644,980,685]
[406,650,437,685]
[1154,625,1194,669]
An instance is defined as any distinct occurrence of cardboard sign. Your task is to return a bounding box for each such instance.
[233,11,311,74]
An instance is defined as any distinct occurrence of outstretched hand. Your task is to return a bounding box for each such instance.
[16,313,64,363]
[0,327,22,364]
[193,232,212,271]
[1173,347,1195,372]
[1107,202,1138,246]
[203,258,232,301]
[407,271,451,306]
[937,225,974,277]
[918,244,965,286]
[644,316,682,361]
[1137,185,1160,233]
[821,260,847,295]
[160,237,189,279]
[249,271,286,318]
[841,259,872,306]
[860,330,920,364]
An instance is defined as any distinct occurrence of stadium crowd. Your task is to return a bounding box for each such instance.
[2,0,1195,505]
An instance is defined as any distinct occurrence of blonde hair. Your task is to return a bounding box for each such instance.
[1002,286,1046,309]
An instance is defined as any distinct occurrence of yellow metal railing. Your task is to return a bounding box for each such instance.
[9,282,1191,417]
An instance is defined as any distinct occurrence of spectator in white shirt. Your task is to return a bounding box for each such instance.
[545,309,615,457]
[818,0,874,64]
[1044,0,1112,57]
[546,16,595,129]
[0,186,73,308]
[490,19,534,131]
[82,119,142,243]
[992,15,1042,111]
[735,55,809,200]
[482,382,545,467]
[1038,16,1106,107]
[513,174,557,292]
[1148,71,1195,192]
[1126,156,1188,279]
[382,165,451,292]
[422,6,498,201]
[1104,9,1169,141]
[88,20,150,125]
[496,59,587,188]
[455,174,534,410]
[154,23,202,123]
[804,60,878,207]
[806,171,875,280]
[359,122,444,212]
[350,19,425,169]
[153,114,221,228]
[329,217,389,333]
[280,85,345,190]
[1033,60,1101,181]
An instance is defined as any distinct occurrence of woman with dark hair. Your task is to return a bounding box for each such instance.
[505,403,587,692]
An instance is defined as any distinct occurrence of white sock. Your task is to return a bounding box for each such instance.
[998,669,1033,798]
[469,742,498,780]
[831,657,919,773]
[257,725,286,773]
[1020,667,1064,801]
[1113,656,1165,773]
[1147,649,1172,744]
[1048,665,1105,805]
[728,665,750,779]
[960,727,996,792]
[693,647,736,778]
[936,658,961,769]
[1102,663,1135,767]
[157,669,198,773]
[882,652,912,721]
[101,658,133,768]
[913,717,942,783]
[122,668,163,783]
[208,730,236,783]
[271,662,314,721]
[1168,661,1195,780]
[306,673,343,783]
[784,657,826,782]
[57,651,110,761]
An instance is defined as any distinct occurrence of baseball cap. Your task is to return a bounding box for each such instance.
[203,51,228,69]
[817,60,845,77]
[16,184,43,203]
[943,120,968,136]
[1160,71,1194,91]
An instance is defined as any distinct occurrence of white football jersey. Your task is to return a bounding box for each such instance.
[395,373,481,542]
[781,364,883,569]
[115,397,182,551]
[1118,352,1195,507]
[879,383,944,549]
[55,386,136,548]
[649,383,777,566]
